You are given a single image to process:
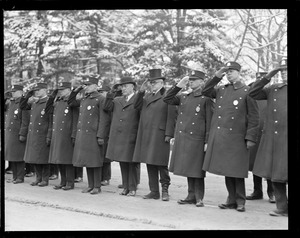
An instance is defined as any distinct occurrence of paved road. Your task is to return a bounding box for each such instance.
[4,162,288,231]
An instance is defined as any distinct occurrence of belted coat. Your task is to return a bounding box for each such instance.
[20,96,53,164]
[48,96,77,165]
[202,76,259,178]
[68,91,110,168]
[104,92,140,163]
[164,86,213,178]
[5,97,30,162]
[132,87,177,166]
[249,78,287,183]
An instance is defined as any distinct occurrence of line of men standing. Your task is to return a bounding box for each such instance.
[4,60,287,217]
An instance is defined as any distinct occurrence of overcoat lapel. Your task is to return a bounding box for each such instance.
[146,87,166,107]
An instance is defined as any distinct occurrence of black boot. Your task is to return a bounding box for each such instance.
[162,184,169,201]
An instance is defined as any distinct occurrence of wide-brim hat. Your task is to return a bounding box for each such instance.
[256,72,267,78]
[32,82,48,91]
[188,70,205,80]
[57,81,72,90]
[6,84,24,92]
[225,61,241,72]
[148,69,165,82]
[115,77,136,86]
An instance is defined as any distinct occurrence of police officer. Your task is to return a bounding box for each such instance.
[104,77,140,196]
[5,84,30,184]
[68,76,110,195]
[133,68,177,201]
[48,81,76,191]
[20,81,53,187]
[202,62,259,212]
[248,59,288,217]
[164,70,213,207]
[246,72,275,203]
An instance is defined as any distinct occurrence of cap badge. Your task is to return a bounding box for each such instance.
[60,83,63,86]
[233,100,239,106]
[191,71,195,75]
[227,62,231,66]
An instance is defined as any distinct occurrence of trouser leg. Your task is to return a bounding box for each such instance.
[41,164,50,183]
[272,182,288,213]
[34,164,43,183]
[66,164,75,187]
[158,165,171,187]
[11,162,18,181]
[128,163,138,191]
[50,164,58,176]
[86,167,95,189]
[16,161,25,180]
[58,164,67,186]
[194,177,205,201]
[146,164,159,193]
[75,167,83,178]
[225,176,236,204]
[187,177,195,200]
[137,163,141,184]
[267,179,274,197]
[235,178,246,206]
[101,162,111,181]
[93,167,102,188]
[253,174,263,195]
[119,162,128,190]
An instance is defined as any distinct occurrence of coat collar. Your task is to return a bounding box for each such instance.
[122,92,135,108]
[36,96,48,104]
[146,87,166,106]
[187,87,203,97]
[85,91,100,99]
[225,80,245,90]
[276,82,287,89]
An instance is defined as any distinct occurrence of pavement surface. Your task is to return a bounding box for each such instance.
[4,162,288,231]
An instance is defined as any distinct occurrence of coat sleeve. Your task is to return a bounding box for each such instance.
[71,106,79,139]
[19,96,32,110]
[164,104,177,138]
[201,76,222,99]
[19,109,30,137]
[163,86,181,105]
[103,92,115,112]
[245,95,259,143]
[133,91,145,110]
[97,97,111,139]
[204,98,214,143]
[67,90,81,108]
[248,77,270,100]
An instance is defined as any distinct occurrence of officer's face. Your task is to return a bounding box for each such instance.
[121,83,134,96]
[188,78,204,90]
[226,69,240,82]
[150,79,164,92]
[11,90,22,99]
[84,84,97,94]
[34,88,47,98]
[59,88,71,98]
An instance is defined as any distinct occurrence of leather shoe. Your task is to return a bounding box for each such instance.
[13,179,24,184]
[269,210,288,217]
[236,205,246,212]
[38,181,48,187]
[246,193,263,200]
[74,177,83,183]
[143,192,160,199]
[62,185,74,191]
[53,185,65,190]
[90,188,101,195]
[82,187,93,193]
[101,180,110,186]
[6,179,15,183]
[120,188,129,195]
[127,191,136,196]
[268,195,276,203]
[49,174,58,180]
[218,203,237,209]
[25,172,34,177]
[196,200,204,207]
[177,198,196,205]
[31,181,41,186]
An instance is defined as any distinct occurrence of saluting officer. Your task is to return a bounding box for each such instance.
[248,59,288,217]
[202,62,259,212]
[164,70,213,207]
[104,77,140,197]
[68,76,110,195]
[20,82,53,187]
[48,81,77,191]
[5,84,30,184]
[246,72,275,203]
[133,68,177,201]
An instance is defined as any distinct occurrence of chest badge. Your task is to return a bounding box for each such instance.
[41,109,45,115]
[196,105,201,112]
[64,109,69,114]
[87,105,91,110]
[233,100,239,106]
[14,109,19,115]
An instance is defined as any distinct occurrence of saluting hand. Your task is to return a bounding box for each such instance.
[73,85,84,93]
[265,67,283,80]
[177,76,189,88]
[215,67,228,78]
[139,79,148,92]
[19,136,26,143]
[246,140,256,149]
[165,136,172,143]
[97,138,105,146]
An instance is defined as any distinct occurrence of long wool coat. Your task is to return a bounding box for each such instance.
[48,97,77,165]
[164,86,213,178]
[132,87,177,166]
[21,96,53,164]
[249,78,287,183]
[68,91,110,168]
[5,97,30,162]
[104,92,140,163]
[248,100,267,171]
[202,76,259,178]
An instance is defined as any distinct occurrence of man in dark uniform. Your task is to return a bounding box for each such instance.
[20,81,53,187]
[68,76,110,195]
[164,70,213,207]
[48,81,77,191]
[249,59,288,217]
[133,68,176,201]
[5,84,30,184]
[202,62,259,212]
[104,77,140,197]
[246,72,275,203]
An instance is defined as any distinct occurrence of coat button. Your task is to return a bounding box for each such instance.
[235,107,238,109]
[275,89,277,91]
[192,122,195,125]
[274,99,277,101]
[275,131,278,134]
[87,121,90,123]
[229,128,232,130]
[123,109,125,111]
[37,130,39,132]
[275,120,278,123]
[180,112,183,114]
[86,130,88,132]
[180,121,182,124]
[218,116,221,119]
[217,126,220,129]
[231,117,234,119]
[179,131,182,133]
[195,113,198,115]
[274,109,277,112]
[38,123,41,125]
[220,96,223,98]
[218,106,221,108]
[190,132,193,134]
[62,121,64,123]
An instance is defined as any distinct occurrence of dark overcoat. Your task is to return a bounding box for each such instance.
[5,97,30,162]
[21,96,53,164]
[248,100,267,171]
[164,86,213,178]
[202,76,259,178]
[248,78,287,183]
[132,87,176,166]
[68,91,110,168]
[104,93,140,163]
[48,97,77,165]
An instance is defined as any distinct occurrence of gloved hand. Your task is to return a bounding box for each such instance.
[177,76,189,88]
[246,140,256,149]
[97,138,105,146]
[139,79,149,92]
[46,138,51,146]
[73,85,84,93]
[265,67,282,80]
[215,67,228,78]
[165,136,172,143]
[71,138,76,146]
[19,135,27,143]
